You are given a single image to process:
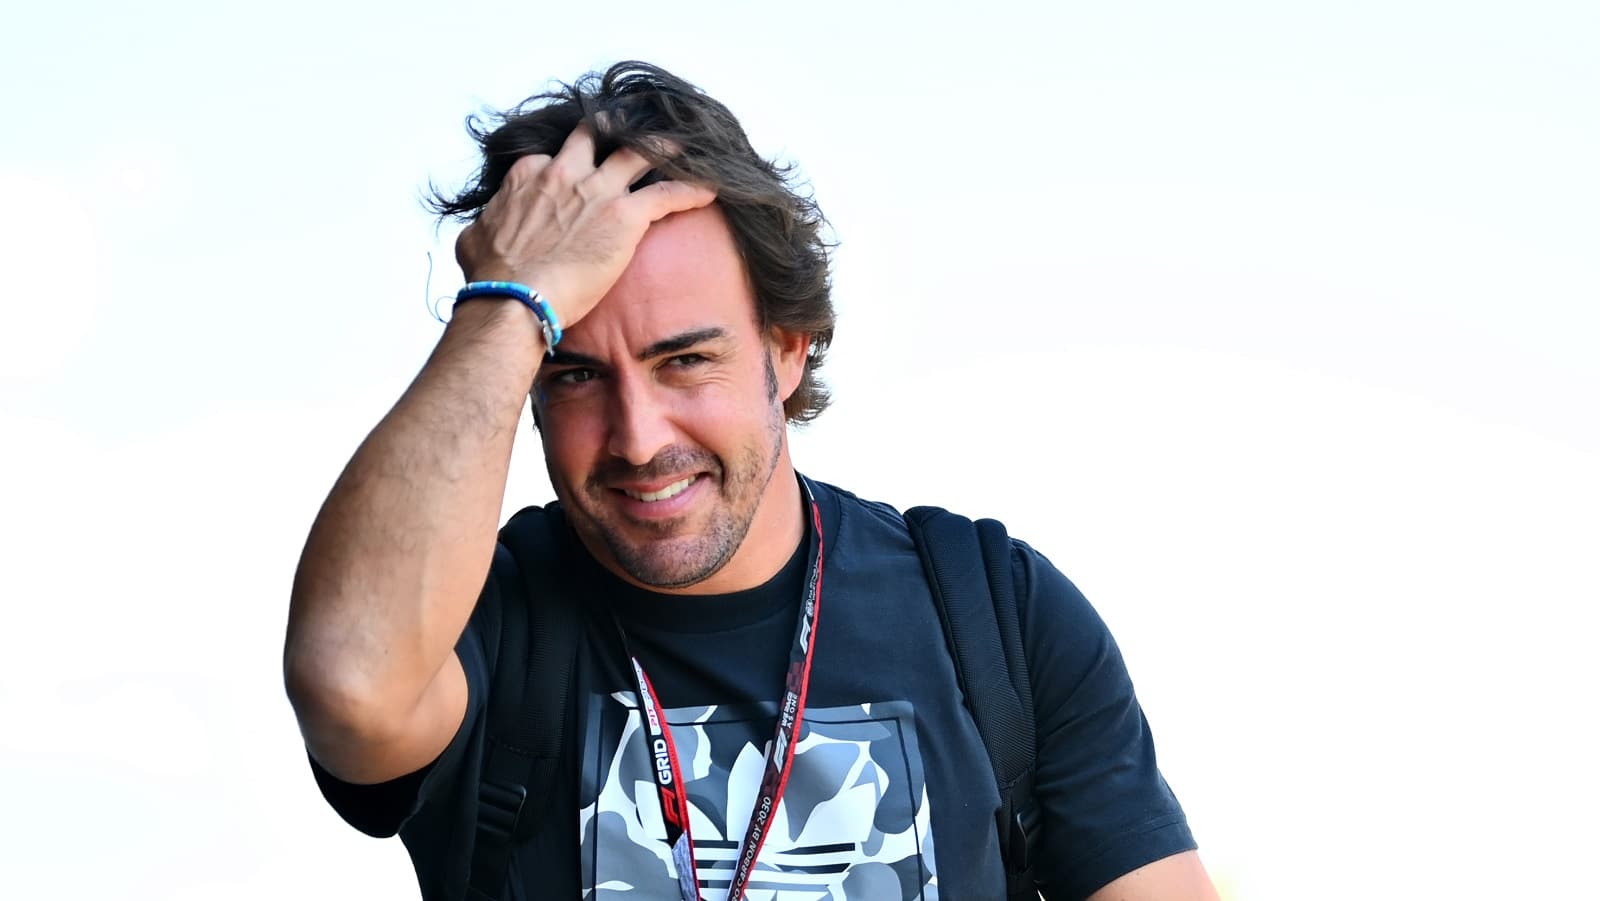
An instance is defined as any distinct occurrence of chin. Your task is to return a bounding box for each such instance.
[608,531,738,589]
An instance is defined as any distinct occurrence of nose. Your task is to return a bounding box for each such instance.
[605,370,676,467]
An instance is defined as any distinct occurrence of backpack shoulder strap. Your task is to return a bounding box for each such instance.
[466,505,582,901]
[904,505,1037,900]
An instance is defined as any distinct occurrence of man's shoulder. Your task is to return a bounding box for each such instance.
[812,477,1037,550]
[810,478,1051,572]
[809,477,906,530]
[499,500,565,539]
[494,502,585,580]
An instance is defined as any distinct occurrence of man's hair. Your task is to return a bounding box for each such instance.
[429,61,836,424]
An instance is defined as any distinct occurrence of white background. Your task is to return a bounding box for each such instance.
[2,2,1596,898]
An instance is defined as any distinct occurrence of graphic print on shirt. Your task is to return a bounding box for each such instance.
[577,696,937,900]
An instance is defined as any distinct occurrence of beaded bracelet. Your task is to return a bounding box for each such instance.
[455,281,563,353]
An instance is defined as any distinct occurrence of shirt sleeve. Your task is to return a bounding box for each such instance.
[305,544,514,839]
[1013,541,1197,900]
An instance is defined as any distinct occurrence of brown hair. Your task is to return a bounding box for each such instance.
[429,61,836,424]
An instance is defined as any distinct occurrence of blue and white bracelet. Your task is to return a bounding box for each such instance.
[455,281,563,353]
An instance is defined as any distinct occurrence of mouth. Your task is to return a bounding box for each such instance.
[618,475,699,503]
[607,472,709,520]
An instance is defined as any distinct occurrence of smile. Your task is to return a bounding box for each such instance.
[620,475,699,503]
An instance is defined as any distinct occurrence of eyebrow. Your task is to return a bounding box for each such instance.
[640,327,727,360]
[545,327,729,368]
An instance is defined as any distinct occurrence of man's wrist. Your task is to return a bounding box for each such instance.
[445,294,549,356]
[455,281,562,352]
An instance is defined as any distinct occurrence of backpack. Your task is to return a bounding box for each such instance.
[465,504,1038,901]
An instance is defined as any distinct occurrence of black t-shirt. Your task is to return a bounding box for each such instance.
[310,479,1195,900]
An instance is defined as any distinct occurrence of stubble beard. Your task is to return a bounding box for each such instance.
[579,375,787,590]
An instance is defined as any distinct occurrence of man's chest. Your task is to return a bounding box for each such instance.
[560,617,1002,899]
[574,688,939,900]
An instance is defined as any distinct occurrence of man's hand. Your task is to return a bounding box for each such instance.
[454,123,716,332]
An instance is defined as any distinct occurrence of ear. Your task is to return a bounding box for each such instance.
[767,327,810,402]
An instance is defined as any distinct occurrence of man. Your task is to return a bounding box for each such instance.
[285,62,1218,900]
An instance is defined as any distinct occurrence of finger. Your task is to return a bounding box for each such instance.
[630,180,718,223]
[500,152,554,189]
[545,122,598,183]
[586,145,660,195]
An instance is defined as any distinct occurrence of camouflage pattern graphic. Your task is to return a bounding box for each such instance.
[578,696,937,900]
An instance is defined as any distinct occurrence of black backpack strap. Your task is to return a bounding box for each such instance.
[466,507,582,901]
[905,506,1038,900]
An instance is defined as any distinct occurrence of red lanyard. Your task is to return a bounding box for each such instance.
[614,482,825,901]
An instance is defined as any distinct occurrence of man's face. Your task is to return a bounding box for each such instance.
[533,205,806,591]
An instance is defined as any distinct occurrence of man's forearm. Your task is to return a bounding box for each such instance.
[284,300,543,730]
[283,124,714,759]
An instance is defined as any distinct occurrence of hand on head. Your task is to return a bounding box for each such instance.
[453,123,717,332]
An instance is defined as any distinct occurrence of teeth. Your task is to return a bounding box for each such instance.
[624,476,696,503]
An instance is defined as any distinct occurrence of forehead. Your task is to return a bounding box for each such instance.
[567,204,757,350]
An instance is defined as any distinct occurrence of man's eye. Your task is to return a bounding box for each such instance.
[551,368,596,385]
[668,353,707,367]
